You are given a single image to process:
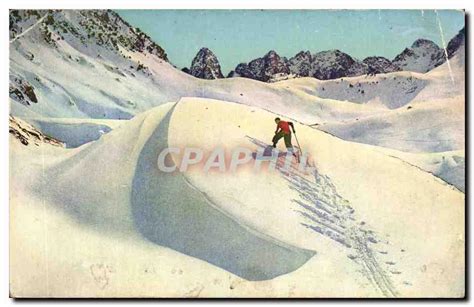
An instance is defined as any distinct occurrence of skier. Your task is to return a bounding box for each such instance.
[272,117,296,150]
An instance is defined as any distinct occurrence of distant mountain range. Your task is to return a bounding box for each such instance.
[8,9,465,122]
[183,27,465,82]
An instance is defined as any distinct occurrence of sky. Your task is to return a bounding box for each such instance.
[116,10,464,75]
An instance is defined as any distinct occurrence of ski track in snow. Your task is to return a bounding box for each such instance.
[247,136,403,297]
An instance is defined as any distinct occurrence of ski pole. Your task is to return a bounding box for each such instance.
[293,130,302,162]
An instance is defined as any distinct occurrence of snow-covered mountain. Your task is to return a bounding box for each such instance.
[183,47,224,79]
[10,10,167,60]
[9,9,465,123]
[9,7,465,158]
[391,29,465,73]
[9,9,465,154]
[10,9,371,122]
[9,9,173,119]
[392,39,445,73]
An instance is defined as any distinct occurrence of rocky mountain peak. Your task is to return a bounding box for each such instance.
[293,50,312,59]
[261,50,289,78]
[288,51,312,76]
[310,49,368,80]
[265,50,279,57]
[411,38,439,49]
[186,47,224,79]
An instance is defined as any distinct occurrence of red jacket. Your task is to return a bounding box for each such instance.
[277,121,293,134]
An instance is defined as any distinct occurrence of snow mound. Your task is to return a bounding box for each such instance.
[32,102,314,281]
[129,103,314,281]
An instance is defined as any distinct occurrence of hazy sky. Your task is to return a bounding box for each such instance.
[117,10,464,75]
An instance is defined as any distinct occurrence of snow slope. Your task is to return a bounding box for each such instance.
[28,117,124,148]
[319,48,465,153]
[314,50,465,190]
[319,98,464,153]
[10,29,382,125]
[10,98,464,297]
[10,9,381,125]
[375,148,465,192]
[275,72,428,110]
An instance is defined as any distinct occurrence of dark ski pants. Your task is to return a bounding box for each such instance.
[273,131,292,148]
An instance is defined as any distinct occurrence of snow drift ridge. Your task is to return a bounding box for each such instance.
[39,101,314,281]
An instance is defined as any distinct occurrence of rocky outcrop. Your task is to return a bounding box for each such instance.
[9,116,64,147]
[9,75,38,106]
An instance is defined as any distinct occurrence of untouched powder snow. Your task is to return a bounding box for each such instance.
[10,98,464,297]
